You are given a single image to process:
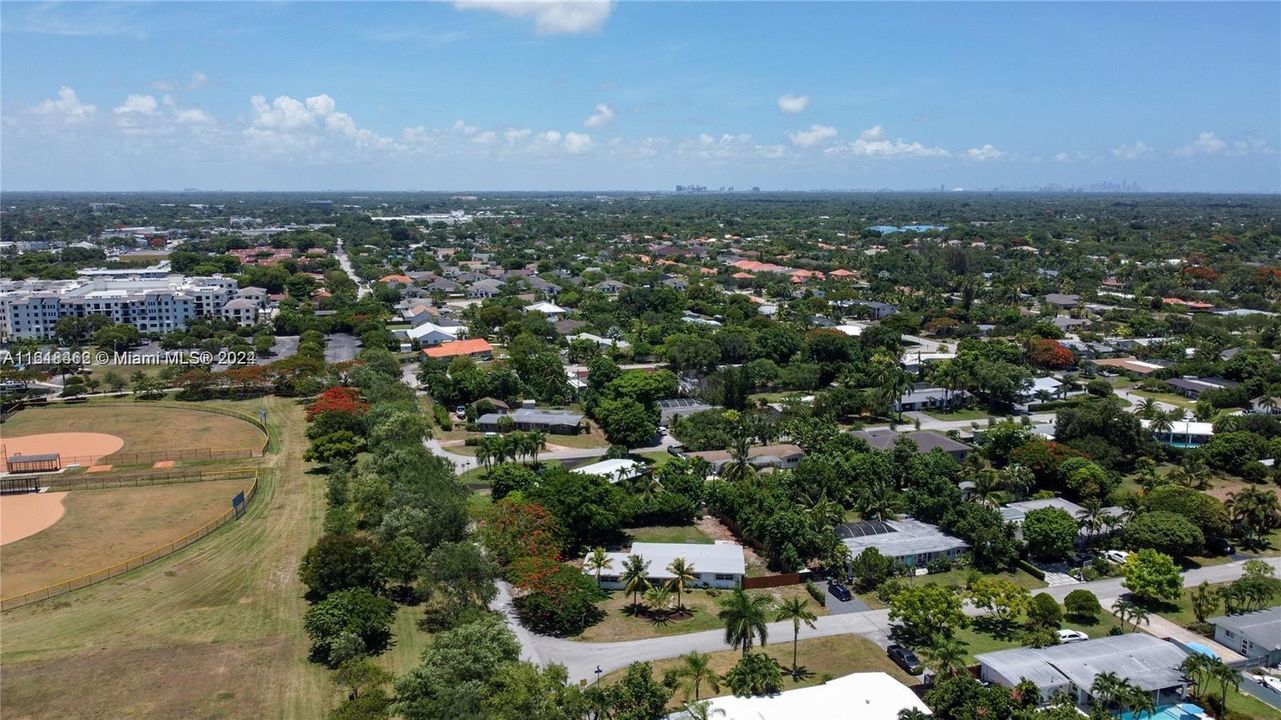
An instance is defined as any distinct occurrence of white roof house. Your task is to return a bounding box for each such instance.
[524,301,567,316]
[568,332,631,350]
[668,672,930,720]
[403,322,466,346]
[586,541,746,589]
[572,458,644,484]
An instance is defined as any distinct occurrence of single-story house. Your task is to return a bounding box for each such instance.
[851,300,897,319]
[524,301,567,320]
[476,407,583,435]
[1165,376,1239,400]
[1021,376,1064,403]
[1211,607,1281,666]
[1094,357,1168,376]
[467,279,506,298]
[402,321,466,347]
[667,672,931,720]
[894,386,968,413]
[423,338,493,361]
[1000,498,1123,544]
[836,517,968,568]
[572,458,645,484]
[852,429,972,462]
[1044,293,1081,309]
[567,333,631,350]
[1250,396,1281,415]
[686,443,805,474]
[976,634,1190,708]
[587,541,746,590]
[1143,418,1215,448]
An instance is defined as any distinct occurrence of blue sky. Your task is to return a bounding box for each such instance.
[2,1,1279,191]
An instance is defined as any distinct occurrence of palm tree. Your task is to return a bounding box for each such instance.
[855,474,900,521]
[528,430,546,464]
[475,439,495,473]
[1180,654,1214,698]
[1112,597,1137,631]
[918,634,970,680]
[1136,396,1161,420]
[1001,463,1035,501]
[1127,602,1151,631]
[1226,486,1281,549]
[1077,498,1109,545]
[1208,658,1241,709]
[717,588,772,657]
[721,429,756,483]
[1123,685,1156,720]
[970,468,1006,509]
[680,701,725,720]
[645,585,674,618]
[621,554,651,609]
[774,597,817,679]
[677,652,720,702]
[1149,410,1174,444]
[585,546,614,588]
[666,557,697,613]
[1090,671,1131,711]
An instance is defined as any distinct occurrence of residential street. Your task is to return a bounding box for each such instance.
[491,556,1281,685]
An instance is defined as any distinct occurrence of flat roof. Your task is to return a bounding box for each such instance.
[977,634,1189,693]
[588,541,746,580]
[836,517,968,559]
[669,672,930,720]
[572,458,644,482]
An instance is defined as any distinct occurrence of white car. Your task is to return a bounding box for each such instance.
[1103,550,1131,564]
[1256,675,1281,694]
[1057,629,1089,644]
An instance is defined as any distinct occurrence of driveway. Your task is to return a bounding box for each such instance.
[324,333,360,363]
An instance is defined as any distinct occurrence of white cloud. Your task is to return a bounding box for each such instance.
[472,130,498,145]
[788,123,838,148]
[188,71,209,91]
[175,108,216,125]
[504,127,532,143]
[1111,141,1152,160]
[452,119,479,135]
[563,131,593,153]
[825,125,949,158]
[453,0,613,34]
[31,86,97,123]
[777,94,810,114]
[964,144,1006,161]
[245,93,396,151]
[1176,131,1227,156]
[584,103,615,128]
[114,94,159,115]
[250,95,316,131]
[1174,131,1273,157]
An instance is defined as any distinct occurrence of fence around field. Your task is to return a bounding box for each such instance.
[742,572,807,589]
[0,447,263,473]
[0,474,262,611]
[41,467,259,491]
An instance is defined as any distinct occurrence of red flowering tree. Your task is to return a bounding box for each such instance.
[1027,339,1074,370]
[507,555,603,636]
[478,498,563,569]
[306,386,368,420]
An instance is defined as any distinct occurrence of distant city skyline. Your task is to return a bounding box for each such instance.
[2,1,1278,192]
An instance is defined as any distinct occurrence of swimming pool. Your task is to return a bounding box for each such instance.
[1115,704,1208,720]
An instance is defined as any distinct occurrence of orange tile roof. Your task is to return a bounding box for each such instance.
[380,274,413,284]
[423,338,493,358]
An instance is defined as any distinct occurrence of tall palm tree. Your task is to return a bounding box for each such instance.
[1208,658,1241,709]
[1149,410,1174,444]
[1112,597,1137,631]
[717,588,772,657]
[1190,582,1220,624]
[1180,654,1215,698]
[1001,463,1035,501]
[1077,498,1109,545]
[680,701,725,720]
[856,474,900,521]
[1090,671,1130,711]
[774,597,817,679]
[919,634,970,680]
[677,652,720,702]
[528,430,546,464]
[620,554,651,609]
[721,429,756,483]
[585,546,614,588]
[1226,486,1281,549]
[1123,685,1156,720]
[970,468,1006,509]
[666,558,697,613]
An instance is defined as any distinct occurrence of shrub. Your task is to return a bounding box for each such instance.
[805,579,826,607]
[1026,593,1063,629]
[1063,589,1101,620]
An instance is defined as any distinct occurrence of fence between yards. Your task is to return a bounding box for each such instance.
[0,474,262,612]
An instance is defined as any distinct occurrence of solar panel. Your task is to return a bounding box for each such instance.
[833,520,896,539]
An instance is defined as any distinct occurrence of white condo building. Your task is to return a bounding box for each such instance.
[1,272,265,339]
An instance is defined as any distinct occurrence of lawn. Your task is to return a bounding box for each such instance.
[953,611,1130,662]
[626,525,714,545]
[1130,389,1197,410]
[598,634,920,709]
[0,477,255,598]
[3,401,267,457]
[575,584,826,643]
[0,396,339,719]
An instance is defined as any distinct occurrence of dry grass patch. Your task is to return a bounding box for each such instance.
[1,478,254,597]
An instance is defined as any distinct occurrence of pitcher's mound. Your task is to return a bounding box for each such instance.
[0,492,69,545]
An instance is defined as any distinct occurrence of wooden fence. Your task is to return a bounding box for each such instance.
[0,474,261,611]
[742,572,806,590]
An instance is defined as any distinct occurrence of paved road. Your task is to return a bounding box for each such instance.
[334,238,371,298]
[498,556,1281,686]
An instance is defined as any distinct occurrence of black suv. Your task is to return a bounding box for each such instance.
[887,644,923,675]
[827,581,852,602]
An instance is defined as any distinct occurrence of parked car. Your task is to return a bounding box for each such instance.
[1103,550,1131,564]
[1255,675,1281,694]
[827,581,852,602]
[1057,629,1089,644]
[887,644,923,675]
